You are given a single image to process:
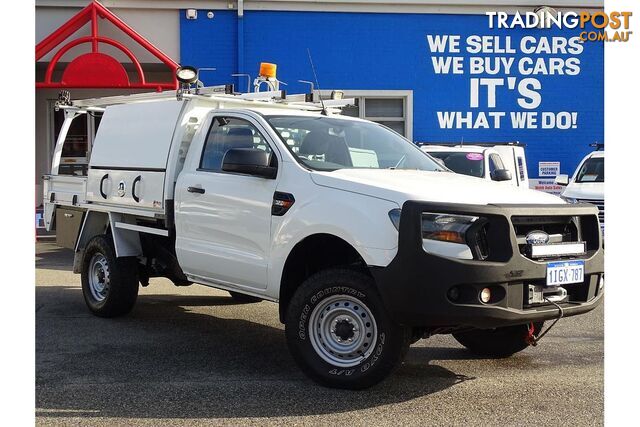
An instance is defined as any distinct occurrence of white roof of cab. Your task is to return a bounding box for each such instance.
[239,106,368,122]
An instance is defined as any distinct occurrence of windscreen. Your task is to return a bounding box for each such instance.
[427,151,485,178]
[575,157,604,183]
[267,115,444,172]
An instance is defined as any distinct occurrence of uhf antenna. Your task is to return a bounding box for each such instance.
[307,48,327,115]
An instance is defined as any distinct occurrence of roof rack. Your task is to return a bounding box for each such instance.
[58,85,356,113]
[60,62,358,113]
[68,84,234,108]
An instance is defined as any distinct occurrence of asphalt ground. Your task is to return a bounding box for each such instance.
[35,241,603,426]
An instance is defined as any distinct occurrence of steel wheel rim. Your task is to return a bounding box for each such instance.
[88,253,110,302]
[308,294,378,368]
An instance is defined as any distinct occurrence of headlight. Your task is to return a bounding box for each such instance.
[389,209,479,243]
[422,213,479,244]
[388,210,483,260]
[561,195,578,204]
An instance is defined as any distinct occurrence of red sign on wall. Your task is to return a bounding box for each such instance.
[36,1,178,90]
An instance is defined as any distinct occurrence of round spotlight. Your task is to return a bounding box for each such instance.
[480,288,491,303]
[176,66,198,84]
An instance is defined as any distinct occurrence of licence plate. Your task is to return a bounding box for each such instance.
[546,260,585,287]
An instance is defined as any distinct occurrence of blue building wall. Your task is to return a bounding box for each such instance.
[180,10,604,178]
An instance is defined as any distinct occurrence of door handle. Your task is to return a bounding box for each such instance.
[99,174,109,199]
[132,175,142,202]
[187,186,205,194]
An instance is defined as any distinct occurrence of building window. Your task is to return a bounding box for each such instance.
[320,90,413,140]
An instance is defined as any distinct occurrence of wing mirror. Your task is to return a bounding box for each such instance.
[222,148,277,179]
[490,169,512,182]
[555,174,569,186]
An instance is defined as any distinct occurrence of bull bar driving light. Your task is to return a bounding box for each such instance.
[529,241,586,258]
[480,288,492,303]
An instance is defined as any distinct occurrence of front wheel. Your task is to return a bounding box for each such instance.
[285,269,411,389]
[453,322,545,358]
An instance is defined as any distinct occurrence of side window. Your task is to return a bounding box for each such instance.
[200,117,273,172]
[488,154,505,174]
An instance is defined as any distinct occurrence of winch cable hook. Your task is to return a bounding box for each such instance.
[525,298,565,346]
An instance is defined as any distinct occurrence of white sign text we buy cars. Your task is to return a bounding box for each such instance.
[427,34,583,131]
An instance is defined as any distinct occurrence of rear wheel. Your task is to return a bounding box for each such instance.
[228,291,262,304]
[285,268,411,389]
[453,322,544,358]
[81,235,139,318]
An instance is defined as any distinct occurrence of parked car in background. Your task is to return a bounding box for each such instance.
[419,142,529,188]
[556,148,605,233]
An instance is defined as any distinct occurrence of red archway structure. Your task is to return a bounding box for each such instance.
[36,0,178,90]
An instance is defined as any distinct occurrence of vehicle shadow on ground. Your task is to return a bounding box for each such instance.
[35,243,74,272]
[36,285,476,420]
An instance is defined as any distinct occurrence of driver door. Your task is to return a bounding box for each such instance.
[175,113,279,290]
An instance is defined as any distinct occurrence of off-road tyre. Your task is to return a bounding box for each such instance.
[285,268,411,389]
[81,235,139,318]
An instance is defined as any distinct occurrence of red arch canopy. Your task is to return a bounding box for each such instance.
[36,0,178,90]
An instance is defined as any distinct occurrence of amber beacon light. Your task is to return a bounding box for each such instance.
[259,62,278,79]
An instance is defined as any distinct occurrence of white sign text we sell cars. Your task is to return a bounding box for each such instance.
[427,34,584,131]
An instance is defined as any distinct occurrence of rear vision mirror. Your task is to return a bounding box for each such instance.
[491,169,512,182]
[222,148,277,179]
[555,174,569,186]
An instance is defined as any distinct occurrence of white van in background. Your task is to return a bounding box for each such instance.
[556,148,605,232]
[419,143,529,188]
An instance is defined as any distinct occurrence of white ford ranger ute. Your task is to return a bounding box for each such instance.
[43,81,604,390]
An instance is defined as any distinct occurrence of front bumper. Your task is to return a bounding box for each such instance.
[370,201,604,329]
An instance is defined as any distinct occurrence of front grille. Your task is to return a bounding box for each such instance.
[576,199,604,225]
[511,215,581,258]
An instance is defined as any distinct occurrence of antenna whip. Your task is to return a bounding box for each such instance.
[307,48,327,115]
